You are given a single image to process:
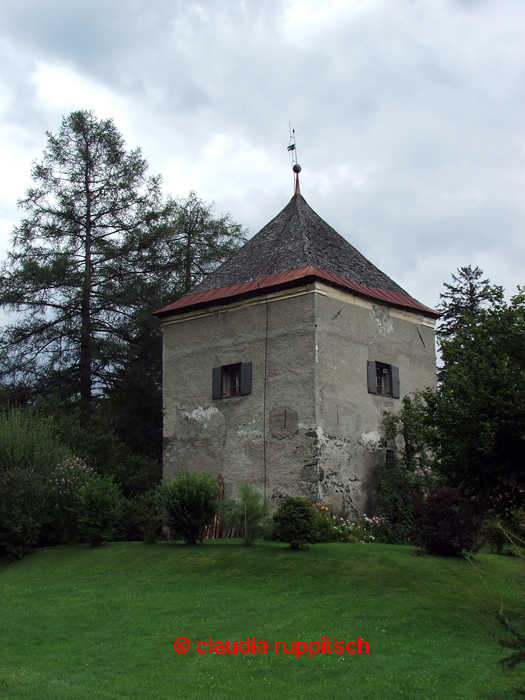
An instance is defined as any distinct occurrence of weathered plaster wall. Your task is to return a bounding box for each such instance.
[162,289,319,502]
[161,283,437,512]
[313,282,437,514]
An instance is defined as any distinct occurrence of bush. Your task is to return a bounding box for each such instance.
[0,469,49,559]
[0,407,72,476]
[131,489,163,544]
[273,497,319,550]
[161,470,219,545]
[48,407,161,498]
[314,505,383,543]
[415,487,485,557]
[44,457,95,544]
[378,395,437,544]
[79,475,125,546]
[222,483,269,546]
[485,510,525,555]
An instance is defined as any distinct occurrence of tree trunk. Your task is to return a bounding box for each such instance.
[184,229,192,294]
[80,170,93,426]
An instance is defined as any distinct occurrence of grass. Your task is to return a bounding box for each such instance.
[0,540,522,699]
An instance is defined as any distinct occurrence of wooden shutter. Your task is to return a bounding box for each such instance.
[240,362,252,395]
[212,367,222,399]
[391,366,400,399]
[367,361,377,394]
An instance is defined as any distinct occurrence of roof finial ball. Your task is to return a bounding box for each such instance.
[287,124,301,195]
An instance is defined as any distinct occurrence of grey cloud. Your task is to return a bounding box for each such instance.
[0,0,525,310]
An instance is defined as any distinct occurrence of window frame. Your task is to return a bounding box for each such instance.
[212,362,252,400]
[367,360,400,399]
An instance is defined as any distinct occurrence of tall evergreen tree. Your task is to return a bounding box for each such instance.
[0,110,168,415]
[429,275,525,514]
[436,265,503,340]
[0,110,246,457]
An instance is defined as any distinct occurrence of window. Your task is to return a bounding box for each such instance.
[367,361,400,398]
[385,449,395,466]
[212,362,252,399]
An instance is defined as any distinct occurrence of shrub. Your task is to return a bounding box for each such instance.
[132,489,164,544]
[313,504,383,544]
[222,483,269,546]
[273,497,319,550]
[49,407,161,498]
[161,470,219,545]
[378,395,437,543]
[0,407,72,476]
[484,510,525,555]
[314,504,337,542]
[44,457,95,544]
[0,469,49,559]
[79,475,125,546]
[415,487,485,557]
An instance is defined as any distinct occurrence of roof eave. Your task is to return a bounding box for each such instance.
[153,267,440,320]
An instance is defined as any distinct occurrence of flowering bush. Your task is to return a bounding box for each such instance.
[314,504,382,543]
[45,457,95,543]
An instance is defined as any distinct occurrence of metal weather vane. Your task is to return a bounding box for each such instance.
[288,124,302,194]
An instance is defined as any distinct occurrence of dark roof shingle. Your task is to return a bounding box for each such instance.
[191,193,407,295]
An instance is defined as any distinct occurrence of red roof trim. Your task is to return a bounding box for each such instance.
[154,266,438,318]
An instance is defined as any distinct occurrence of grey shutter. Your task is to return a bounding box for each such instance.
[212,367,222,399]
[391,366,400,399]
[240,362,252,395]
[367,361,377,394]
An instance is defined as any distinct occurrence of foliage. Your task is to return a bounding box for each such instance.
[0,110,170,416]
[491,528,525,694]
[163,191,247,295]
[415,487,485,557]
[45,403,161,497]
[160,470,219,545]
[272,497,319,549]
[0,406,72,475]
[0,468,48,559]
[44,456,95,544]
[0,407,90,554]
[222,483,269,546]
[0,111,246,470]
[314,505,382,543]
[78,474,125,546]
[131,489,164,544]
[430,280,525,515]
[436,264,504,340]
[484,511,525,555]
[377,394,437,543]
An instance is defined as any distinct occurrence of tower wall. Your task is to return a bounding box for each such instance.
[313,282,437,514]
[162,287,319,502]
[161,283,437,512]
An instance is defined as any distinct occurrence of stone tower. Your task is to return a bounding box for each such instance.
[153,192,438,514]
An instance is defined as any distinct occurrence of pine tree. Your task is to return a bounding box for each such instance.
[0,110,168,417]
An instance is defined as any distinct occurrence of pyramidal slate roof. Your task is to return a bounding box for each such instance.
[193,193,406,294]
[154,193,438,318]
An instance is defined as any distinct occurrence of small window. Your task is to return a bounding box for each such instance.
[212,362,252,399]
[385,449,395,466]
[222,364,241,397]
[376,362,391,396]
[367,361,400,399]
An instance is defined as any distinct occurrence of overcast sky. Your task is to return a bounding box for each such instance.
[1,0,524,311]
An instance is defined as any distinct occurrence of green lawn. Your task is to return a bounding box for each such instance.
[0,540,522,699]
